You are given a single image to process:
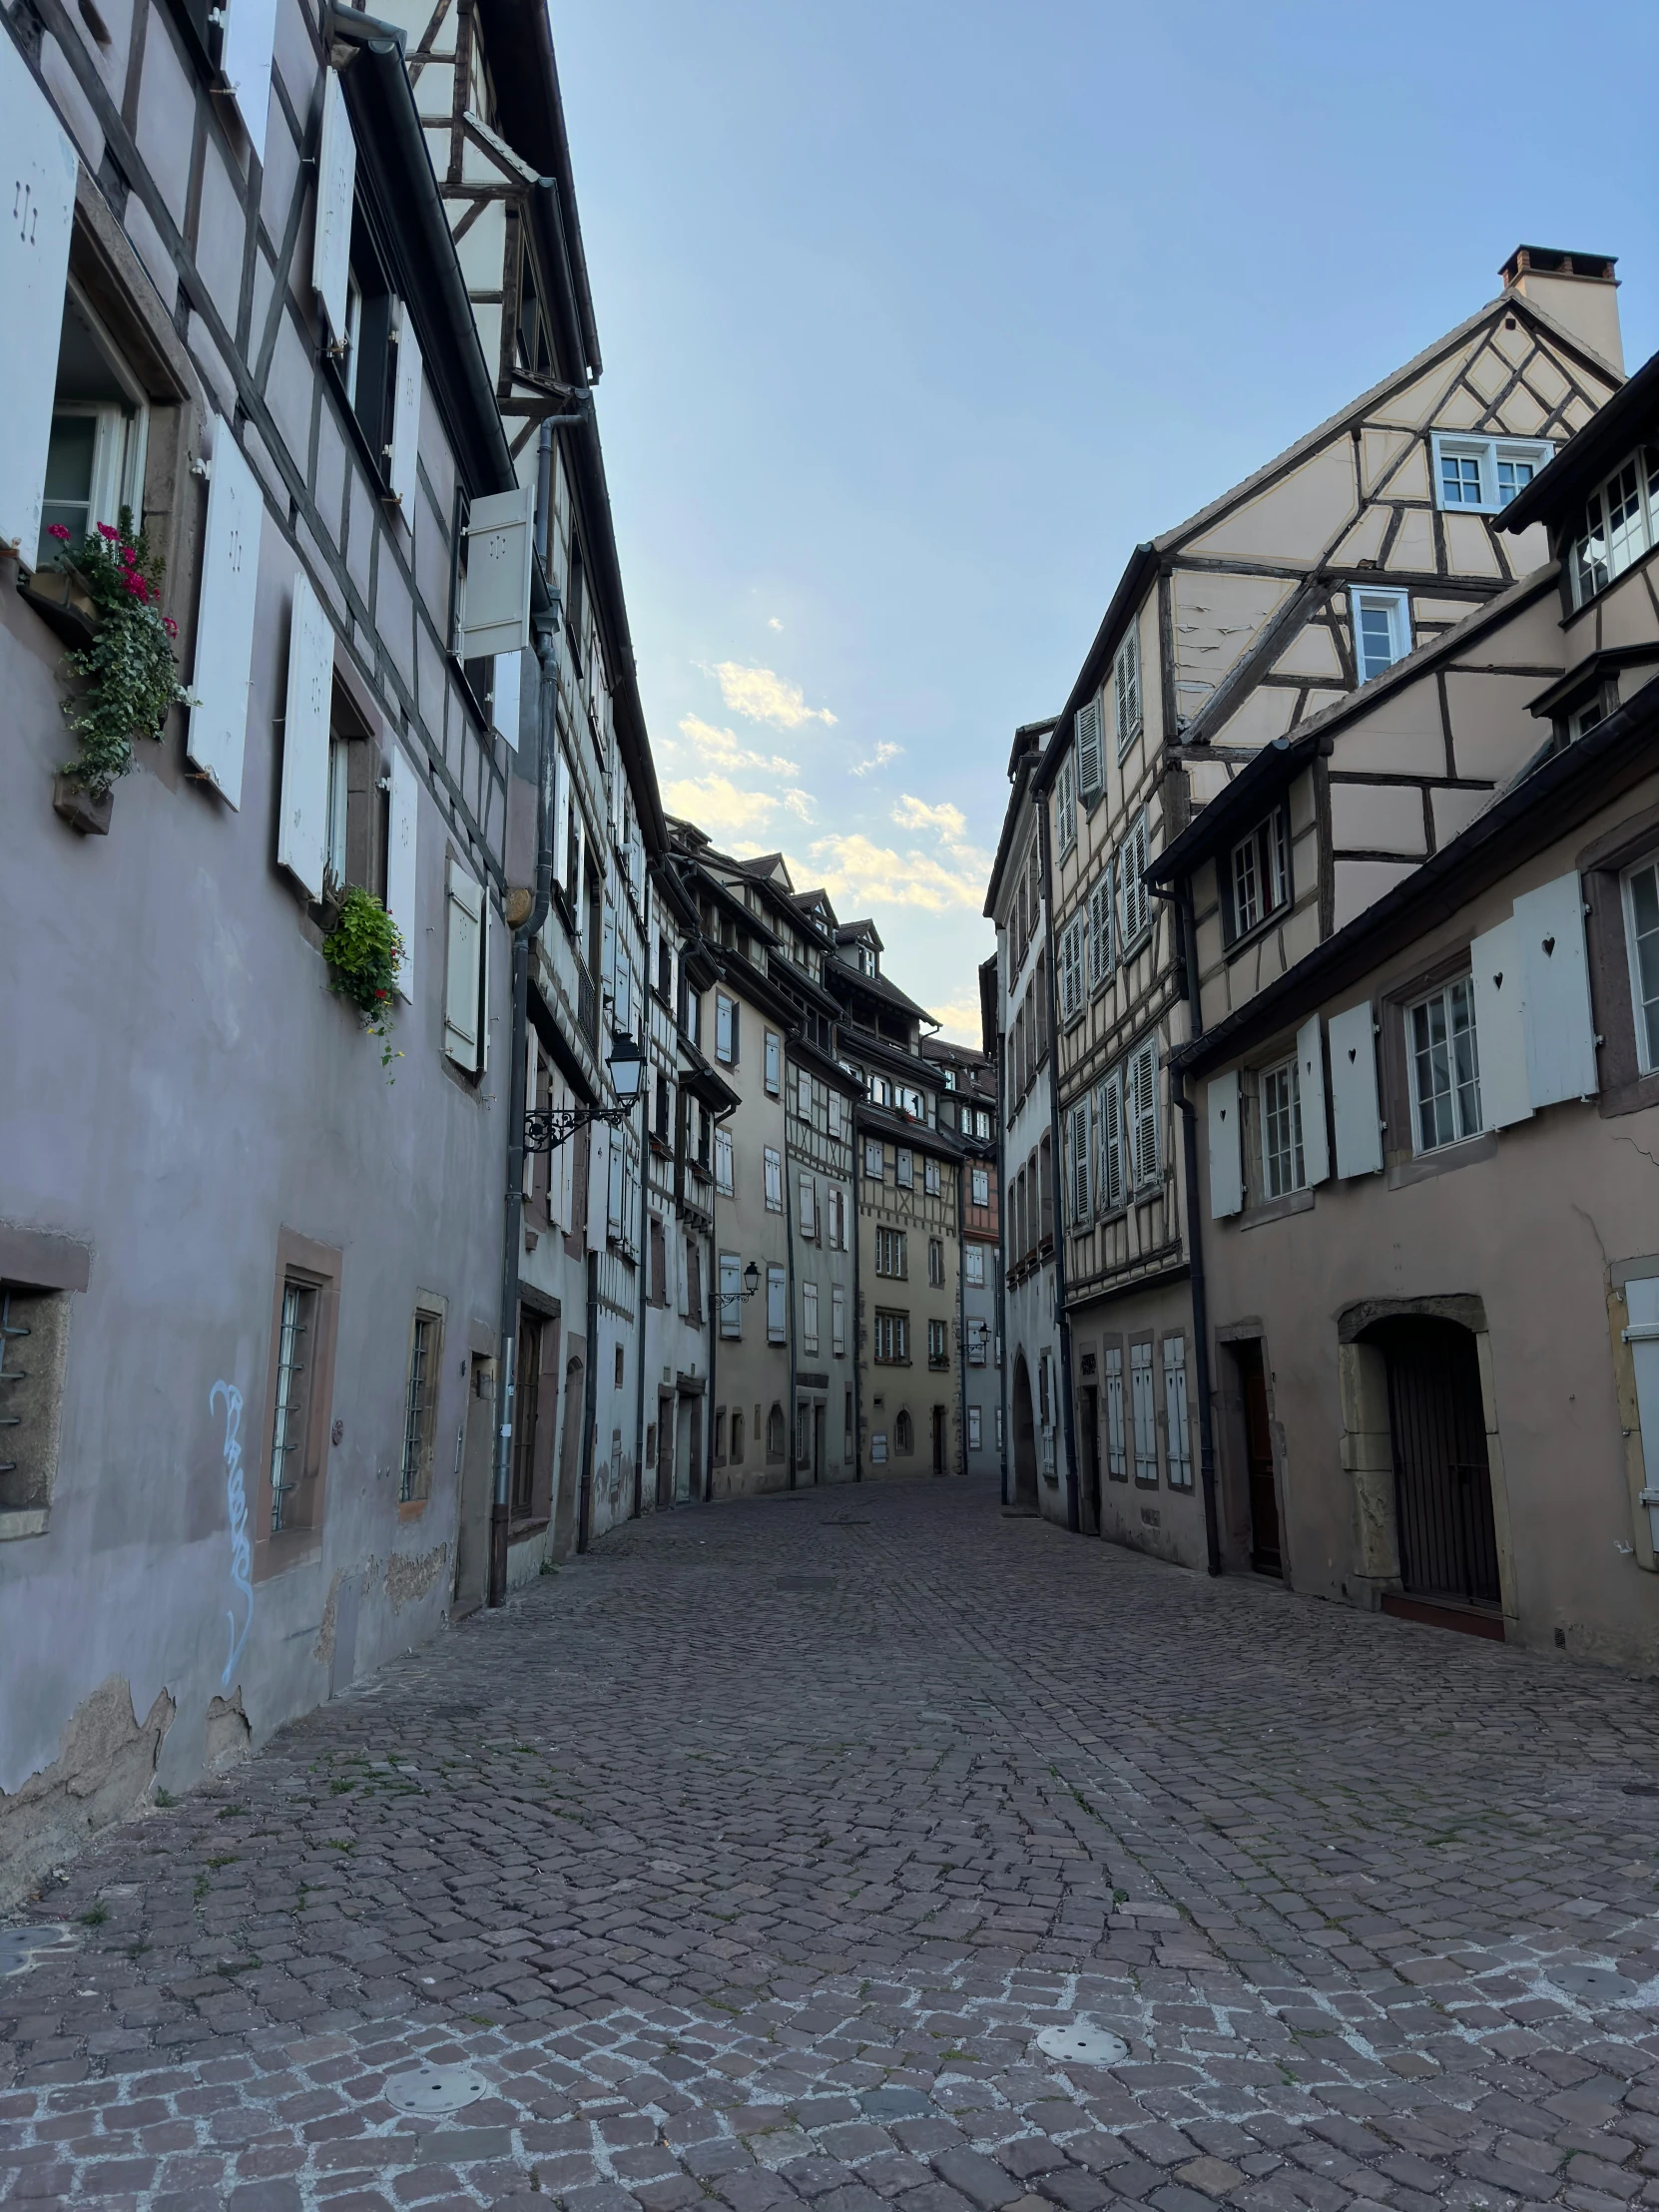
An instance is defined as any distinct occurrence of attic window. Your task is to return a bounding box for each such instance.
[1568,447,1659,610]
[1430,433,1554,515]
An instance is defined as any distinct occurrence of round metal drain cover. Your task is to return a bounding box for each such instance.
[1546,1965,1636,2001]
[384,2063,490,2114]
[0,1927,79,1977]
[1035,2021,1129,2066]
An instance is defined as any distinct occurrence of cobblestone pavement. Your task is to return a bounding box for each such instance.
[8,1478,1659,2212]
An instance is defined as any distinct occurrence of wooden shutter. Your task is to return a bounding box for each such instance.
[0,34,76,560]
[1626,1277,1659,1555]
[1162,1338,1192,1488]
[715,992,733,1063]
[551,745,570,887]
[1076,697,1103,806]
[1328,1001,1383,1175]
[187,426,263,807]
[799,1173,817,1238]
[386,303,423,512]
[443,857,484,1067]
[1130,1042,1159,1188]
[719,1251,742,1339]
[1115,630,1141,752]
[606,1126,624,1238]
[385,746,419,1001]
[1296,1014,1331,1185]
[1469,918,1533,1130]
[803,1281,819,1354]
[1097,1072,1123,1212]
[1104,1347,1126,1477]
[1069,1099,1091,1226]
[221,0,278,161]
[1130,1343,1157,1479]
[765,1030,781,1092]
[312,70,356,345]
[767,1266,786,1343]
[831,1284,845,1355]
[277,570,332,899]
[1088,875,1113,987]
[457,483,534,657]
[1516,873,1598,1105]
[1208,1068,1243,1217]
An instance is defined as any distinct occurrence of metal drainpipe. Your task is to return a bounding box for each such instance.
[1036,800,1081,1533]
[705,1090,735,1501]
[632,949,651,1519]
[956,1137,968,1475]
[488,423,559,1608]
[578,1245,598,1550]
[1151,880,1223,1577]
[851,1118,863,1482]
[785,1073,799,1490]
[994,1039,1009,1505]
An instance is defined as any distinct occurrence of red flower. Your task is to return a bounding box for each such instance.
[120,546,140,568]
[47,523,71,541]
[97,522,119,541]
[121,571,149,601]
[163,615,178,638]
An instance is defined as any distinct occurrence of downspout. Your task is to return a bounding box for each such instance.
[1152,879,1222,1577]
[785,1074,799,1489]
[1036,800,1081,1533]
[632,979,650,1518]
[488,420,559,1607]
[578,1244,598,1550]
[995,1036,1009,1505]
[851,1119,863,1482]
[705,1091,735,1501]
[956,1144,968,1475]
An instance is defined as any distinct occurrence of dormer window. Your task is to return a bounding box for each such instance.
[1431,434,1554,514]
[1352,587,1410,683]
[1569,448,1659,610]
[1226,809,1290,943]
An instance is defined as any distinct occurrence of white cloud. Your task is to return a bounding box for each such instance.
[849,742,902,778]
[805,830,987,914]
[782,789,816,822]
[709,661,836,730]
[676,714,798,777]
[929,996,985,1045]
[662,776,786,839]
[768,616,784,631]
[890,795,969,842]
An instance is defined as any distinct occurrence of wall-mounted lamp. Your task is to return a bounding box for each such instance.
[524,1033,646,1153]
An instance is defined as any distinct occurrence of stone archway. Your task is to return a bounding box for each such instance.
[1011,1354,1039,1511]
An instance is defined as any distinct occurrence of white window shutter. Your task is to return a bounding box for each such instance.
[1097,1073,1124,1212]
[493,649,520,750]
[1131,1042,1159,1187]
[386,302,423,513]
[1627,1277,1659,1555]
[187,426,263,808]
[1208,1069,1243,1217]
[443,857,484,1068]
[606,1127,623,1237]
[1328,1001,1383,1176]
[551,745,570,888]
[767,1268,786,1342]
[457,483,533,657]
[221,0,278,163]
[312,70,356,345]
[1296,1014,1330,1185]
[1070,1099,1091,1225]
[831,1284,845,1354]
[1516,873,1598,1105]
[1469,918,1533,1130]
[1076,697,1103,806]
[385,745,419,1001]
[276,569,332,899]
[0,37,76,562]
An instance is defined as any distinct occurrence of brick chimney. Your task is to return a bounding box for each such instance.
[1501,246,1622,374]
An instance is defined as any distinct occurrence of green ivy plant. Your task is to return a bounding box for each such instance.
[321,885,405,1071]
[50,511,189,800]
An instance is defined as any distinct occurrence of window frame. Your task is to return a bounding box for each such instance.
[927,1318,949,1370]
[1259,1053,1306,1200]
[1351,585,1411,684]
[1622,852,1659,1076]
[1114,626,1142,759]
[257,1230,341,1569]
[398,1298,445,1506]
[1227,807,1291,945]
[1405,973,1483,1155]
[1430,432,1555,516]
[873,1309,910,1365]
[1568,445,1659,611]
[1055,753,1077,858]
[875,1227,907,1280]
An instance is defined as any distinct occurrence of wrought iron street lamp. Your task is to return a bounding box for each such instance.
[524,1033,646,1153]
[711,1261,761,1318]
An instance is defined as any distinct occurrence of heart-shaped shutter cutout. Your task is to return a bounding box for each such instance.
[1542,935,1556,956]
[1493,971,1503,988]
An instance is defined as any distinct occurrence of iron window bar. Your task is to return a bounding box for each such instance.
[0,1293,29,1476]
[271,1285,311,1533]
[399,1317,431,1502]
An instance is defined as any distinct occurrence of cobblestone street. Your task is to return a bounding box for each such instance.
[8,1479,1659,2211]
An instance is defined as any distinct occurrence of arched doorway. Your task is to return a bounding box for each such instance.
[1011,1354,1039,1511]
[1368,1317,1500,1616]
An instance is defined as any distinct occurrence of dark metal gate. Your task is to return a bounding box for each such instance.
[1375,1319,1500,1607]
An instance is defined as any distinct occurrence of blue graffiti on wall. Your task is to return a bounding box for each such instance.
[212,1381,254,1687]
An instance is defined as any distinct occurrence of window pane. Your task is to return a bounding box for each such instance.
[1358,600,1396,681]
[40,412,98,546]
[1410,994,1453,1151]
[1629,863,1659,1072]
[1496,457,1533,505]
[1447,977,1482,1137]
[1606,460,1646,577]
[1574,492,1610,605]
[1441,451,1482,505]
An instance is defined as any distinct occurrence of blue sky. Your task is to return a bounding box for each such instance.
[552,0,1658,1040]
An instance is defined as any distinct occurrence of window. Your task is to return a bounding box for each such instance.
[1114,627,1143,757]
[1075,695,1104,806]
[996,1405,1004,1449]
[1230,810,1289,939]
[970,1167,989,1208]
[928,1319,948,1369]
[874,1310,909,1364]
[508,1309,540,1517]
[894,1408,914,1455]
[803,1281,820,1356]
[1130,1342,1158,1484]
[831,1284,846,1356]
[764,1146,783,1212]
[764,1030,781,1095]
[767,1266,787,1344]
[399,1306,443,1504]
[1431,433,1554,514]
[715,991,737,1065]
[655,1072,671,1145]
[799,1173,818,1238]
[1569,447,1659,609]
[845,1389,854,1457]
[1352,587,1410,683]
[864,1138,884,1180]
[270,1281,319,1534]
[1104,1346,1127,1480]
[713,1404,728,1462]
[895,1148,913,1190]
[967,1406,982,1450]
[876,1228,907,1279]
[1117,811,1151,947]
[0,1284,71,1531]
[1261,1055,1305,1199]
[1623,856,1659,1072]
[34,285,152,569]
[731,1407,745,1462]
[715,1126,735,1196]
[1408,977,1481,1152]
[1055,754,1077,857]
[1162,1337,1192,1490]
[1127,1039,1159,1191]
[1096,1069,1125,1214]
[1059,911,1085,1025]
[1068,1099,1091,1228]
[965,1245,985,1288]
[767,1403,786,1459]
[1088,875,1114,990]
[928,1238,945,1288]
[924,1157,940,1197]
[718,1251,743,1340]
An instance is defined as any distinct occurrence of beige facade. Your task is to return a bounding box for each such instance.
[857,1131,961,1479]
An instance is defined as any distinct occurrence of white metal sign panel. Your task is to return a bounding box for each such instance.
[187,426,263,808]
[0,39,76,560]
[276,569,332,899]
[1328,1001,1382,1178]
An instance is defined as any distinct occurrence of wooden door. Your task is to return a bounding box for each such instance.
[1235,1339,1282,1577]
[1079,1385,1101,1534]
[1376,1319,1500,1607]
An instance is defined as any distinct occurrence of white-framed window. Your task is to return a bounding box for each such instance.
[1116,810,1151,948]
[831,1283,846,1355]
[715,1125,735,1196]
[1230,809,1289,938]
[1352,587,1410,683]
[924,1156,941,1196]
[1114,626,1142,758]
[873,1310,909,1364]
[896,1148,913,1190]
[1261,1054,1305,1198]
[1622,854,1659,1073]
[970,1167,989,1208]
[1096,1069,1125,1214]
[763,1146,783,1212]
[1162,1337,1193,1489]
[324,735,351,888]
[767,1265,787,1344]
[1055,753,1077,857]
[927,1318,948,1369]
[802,1281,820,1356]
[1088,874,1114,989]
[1127,1038,1159,1191]
[927,1237,944,1288]
[34,285,152,568]
[718,1251,743,1340]
[1068,1099,1091,1227]
[1104,1346,1126,1479]
[715,990,737,1065]
[764,1029,781,1095]
[1430,432,1554,514]
[1407,975,1482,1152]
[965,1245,985,1287]
[869,1073,891,1108]
[875,1227,906,1278]
[1130,1341,1157,1483]
[1059,911,1085,1026]
[967,1405,982,1450]
[1569,448,1659,610]
[864,1138,884,1180]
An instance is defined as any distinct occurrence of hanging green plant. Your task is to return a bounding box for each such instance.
[322,885,405,1069]
[51,511,190,800]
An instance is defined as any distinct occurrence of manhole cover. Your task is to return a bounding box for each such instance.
[1034,2021,1129,2066]
[384,2063,490,2114]
[776,1574,834,1592]
[0,1926,79,1977]
[1546,1964,1636,2001]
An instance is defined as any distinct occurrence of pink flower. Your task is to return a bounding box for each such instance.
[97,522,119,541]
[120,546,139,568]
[121,571,149,602]
[163,615,178,638]
[47,523,71,541]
